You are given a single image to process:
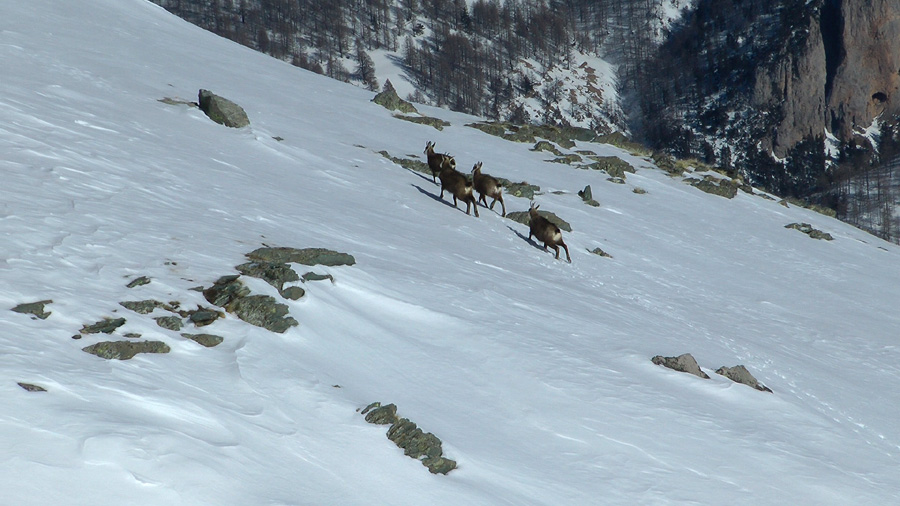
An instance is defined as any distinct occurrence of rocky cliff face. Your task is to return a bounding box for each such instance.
[752,0,900,157]
[647,0,900,196]
[825,0,900,140]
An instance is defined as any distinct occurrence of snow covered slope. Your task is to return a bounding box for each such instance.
[3,1,900,504]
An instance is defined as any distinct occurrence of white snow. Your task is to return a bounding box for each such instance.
[3,1,900,504]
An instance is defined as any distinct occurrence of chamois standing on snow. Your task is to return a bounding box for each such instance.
[528,203,570,262]
[424,141,454,184]
[471,162,506,217]
[438,161,479,217]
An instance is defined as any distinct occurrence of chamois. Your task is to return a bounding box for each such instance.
[471,162,506,217]
[424,141,454,184]
[528,204,571,262]
[438,162,479,217]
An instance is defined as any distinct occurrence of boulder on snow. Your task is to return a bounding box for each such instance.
[11,300,53,320]
[652,353,710,379]
[236,261,300,292]
[716,365,773,392]
[246,247,356,267]
[198,89,250,128]
[578,185,600,207]
[181,333,224,348]
[80,317,127,335]
[785,222,833,240]
[229,294,297,333]
[372,80,418,114]
[82,340,170,360]
[361,402,457,475]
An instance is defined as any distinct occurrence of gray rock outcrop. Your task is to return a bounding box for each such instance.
[198,89,250,128]
[652,353,710,379]
[372,80,418,114]
[83,340,171,360]
[11,300,52,320]
[716,365,773,393]
[361,402,457,475]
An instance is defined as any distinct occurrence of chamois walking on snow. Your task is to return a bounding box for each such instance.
[471,162,506,217]
[438,161,479,217]
[424,141,454,184]
[528,203,570,262]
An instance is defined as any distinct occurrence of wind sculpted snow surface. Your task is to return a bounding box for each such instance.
[3,1,900,504]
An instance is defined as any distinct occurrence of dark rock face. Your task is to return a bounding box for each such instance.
[785,222,834,240]
[81,318,127,334]
[83,340,171,360]
[126,276,151,288]
[652,353,710,379]
[716,365,773,392]
[18,382,47,392]
[236,261,299,291]
[154,316,183,331]
[688,177,739,199]
[229,295,298,333]
[246,247,356,267]
[203,275,251,308]
[361,402,456,475]
[181,333,224,347]
[589,156,633,179]
[372,80,418,114]
[11,300,52,320]
[120,300,163,314]
[198,89,250,128]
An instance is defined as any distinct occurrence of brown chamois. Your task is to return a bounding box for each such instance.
[528,204,571,262]
[424,141,454,184]
[471,162,506,217]
[438,162,479,217]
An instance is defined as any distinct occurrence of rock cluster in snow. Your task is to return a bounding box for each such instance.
[361,402,457,475]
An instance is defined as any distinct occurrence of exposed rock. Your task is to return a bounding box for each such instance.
[229,295,297,333]
[361,402,398,425]
[302,272,334,283]
[633,187,647,195]
[578,185,600,207]
[362,402,456,475]
[82,340,170,360]
[785,222,834,240]
[246,247,356,267]
[501,181,541,200]
[652,353,710,379]
[589,156,633,179]
[716,365,773,393]
[198,89,250,128]
[588,247,612,258]
[120,300,163,315]
[548,154,582,165]
[17,382,47,392]
[181,333,224,348]
[688,176,739,199]
[187,308,220,326]
[236,261,299,291]
[154,316,183,331]
[377,150,431,176]
[11,300,52,320]
[279,286,306,300]
[395,115,449,130]
[80,317,127,335]
[126,276,151,288]
[203,275,250,308]
[532,140,563,155]
[372,80,418,114]
[506,210,572,232]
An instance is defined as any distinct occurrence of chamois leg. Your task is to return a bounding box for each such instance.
[559,241,571,262]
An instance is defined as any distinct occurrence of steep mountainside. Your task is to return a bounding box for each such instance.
[645,0,900,200]
[6,0,900,504]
